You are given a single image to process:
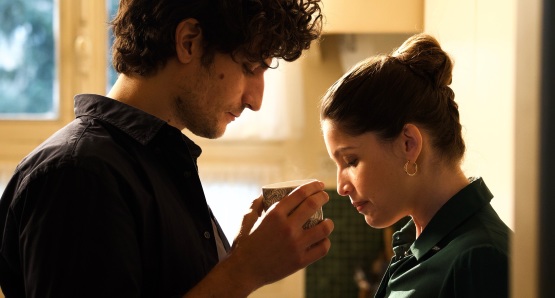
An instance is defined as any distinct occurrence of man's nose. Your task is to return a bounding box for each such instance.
[242,76,264,111]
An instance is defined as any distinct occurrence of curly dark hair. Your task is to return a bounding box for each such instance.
[111,0,323,76]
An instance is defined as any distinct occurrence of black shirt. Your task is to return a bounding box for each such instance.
[0,94,230,297]
[375,177,511,298]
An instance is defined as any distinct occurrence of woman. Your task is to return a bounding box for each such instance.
[320,33,511,297]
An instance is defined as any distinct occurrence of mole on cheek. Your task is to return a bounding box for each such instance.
[219,73,225,80]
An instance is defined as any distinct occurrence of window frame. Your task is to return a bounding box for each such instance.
[0,0,107,164]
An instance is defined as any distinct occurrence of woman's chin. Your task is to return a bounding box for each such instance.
[364,215,393,229]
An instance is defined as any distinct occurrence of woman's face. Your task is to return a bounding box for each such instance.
[322,120,411,228]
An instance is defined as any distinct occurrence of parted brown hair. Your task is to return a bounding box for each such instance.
[110,0,323,76]
[320,33,465,164]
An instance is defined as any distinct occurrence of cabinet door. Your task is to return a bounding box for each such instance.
[322,0,424,34]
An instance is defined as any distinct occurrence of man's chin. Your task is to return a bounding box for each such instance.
[192,127,226,140]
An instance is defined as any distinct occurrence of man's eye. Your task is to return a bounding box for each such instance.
[243,62,270,76]
[243,64,255,75]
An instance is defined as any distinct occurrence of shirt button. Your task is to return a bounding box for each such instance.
[204,231,211,239]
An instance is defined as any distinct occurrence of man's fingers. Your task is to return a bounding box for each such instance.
[303,236,332,264]
[276,181,324,211]
[249,195,264,217]
[300,219,334,265]
[305,218,334,244]
[233,196,264,248]
[287,189,329,228]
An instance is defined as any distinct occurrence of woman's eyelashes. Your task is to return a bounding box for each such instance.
[343,156,359,167]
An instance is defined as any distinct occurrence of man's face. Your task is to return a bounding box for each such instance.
[173,52,271,139]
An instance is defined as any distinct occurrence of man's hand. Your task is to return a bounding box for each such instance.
[230,180,334,289]
[183,180,333,298]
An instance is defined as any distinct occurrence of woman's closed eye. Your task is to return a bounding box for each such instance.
[344,157,358,167]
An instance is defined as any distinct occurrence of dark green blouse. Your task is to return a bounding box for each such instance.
[375,177,511,298]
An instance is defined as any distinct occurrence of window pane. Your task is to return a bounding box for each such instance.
[0,0,57,119]
[106,0,119,91]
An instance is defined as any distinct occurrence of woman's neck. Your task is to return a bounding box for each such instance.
[410,166,469,238]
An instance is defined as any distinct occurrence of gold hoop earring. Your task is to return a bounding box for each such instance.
[404,160,418,176]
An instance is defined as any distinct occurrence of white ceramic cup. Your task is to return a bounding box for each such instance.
[261,179,324,229]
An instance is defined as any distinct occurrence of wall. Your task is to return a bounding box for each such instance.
[513,0,542,296]
[424,0,516,230]
[424,1,543,297]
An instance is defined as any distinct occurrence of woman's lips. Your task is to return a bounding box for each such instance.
[352,201,368,212]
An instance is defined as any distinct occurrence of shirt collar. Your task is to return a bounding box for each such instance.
[74,94,169,145]
[410,177,493,260]
[73,94,202,158]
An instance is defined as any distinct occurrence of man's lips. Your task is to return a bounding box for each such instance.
[229,110,243,118]
[227,112,240,121]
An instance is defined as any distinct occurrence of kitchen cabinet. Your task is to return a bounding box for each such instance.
[321,0,424,34]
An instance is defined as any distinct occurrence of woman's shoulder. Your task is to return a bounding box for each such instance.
[445,205,511,256]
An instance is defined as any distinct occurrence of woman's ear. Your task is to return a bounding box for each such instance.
[401,123,423,163]
[175,18,202,64]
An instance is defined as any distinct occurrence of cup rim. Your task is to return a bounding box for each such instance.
[262,179,317,189]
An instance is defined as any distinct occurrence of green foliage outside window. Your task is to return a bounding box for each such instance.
[106,0,119,90]
[0,0,55,117]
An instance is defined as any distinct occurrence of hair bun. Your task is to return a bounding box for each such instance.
[391,33,453,88]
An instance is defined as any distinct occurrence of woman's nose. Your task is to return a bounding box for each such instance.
[337,174,351,196]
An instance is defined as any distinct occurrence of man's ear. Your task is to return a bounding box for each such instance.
[175,18,202,64]
[401,123,423,163]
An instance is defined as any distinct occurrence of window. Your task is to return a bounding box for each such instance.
[106,0,118,90]
[0,0,56,118]
[0,0,108,193]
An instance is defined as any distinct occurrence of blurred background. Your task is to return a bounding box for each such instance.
[0,0,551,297]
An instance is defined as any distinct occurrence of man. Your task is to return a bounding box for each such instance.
[0,0,334,297]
